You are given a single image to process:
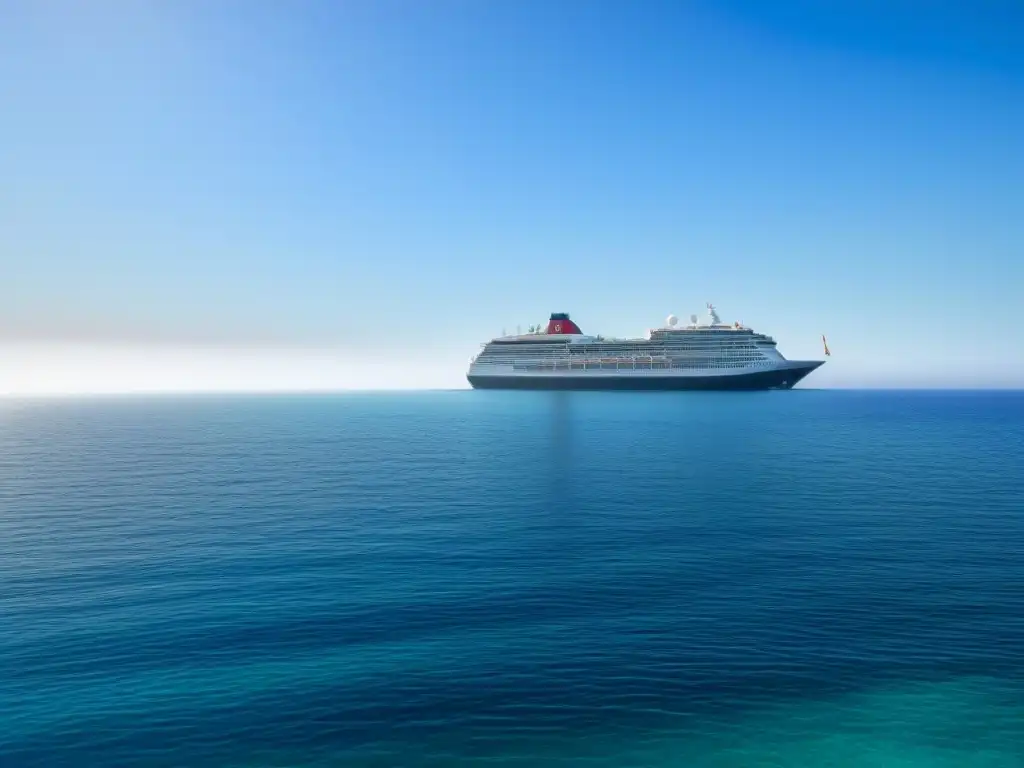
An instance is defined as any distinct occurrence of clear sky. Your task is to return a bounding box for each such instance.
[2,0,1022,392]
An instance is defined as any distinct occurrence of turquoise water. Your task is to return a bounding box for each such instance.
[2,391,1023,767]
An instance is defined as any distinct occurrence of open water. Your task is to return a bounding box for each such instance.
[1,390,1023,767]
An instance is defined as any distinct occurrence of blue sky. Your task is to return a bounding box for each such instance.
[2,0,1022,391]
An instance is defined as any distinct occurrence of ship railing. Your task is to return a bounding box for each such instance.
[507,355,766,372]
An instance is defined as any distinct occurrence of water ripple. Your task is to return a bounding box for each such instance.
[1,391,1023,766]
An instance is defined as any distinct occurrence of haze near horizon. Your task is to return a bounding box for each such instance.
[3,0,1022,394]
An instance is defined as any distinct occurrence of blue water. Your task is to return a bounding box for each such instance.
[2,391,1023,767]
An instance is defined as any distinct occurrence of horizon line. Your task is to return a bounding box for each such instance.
[2,386,1023,400]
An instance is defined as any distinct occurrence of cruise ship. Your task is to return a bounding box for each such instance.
[467,305,826,390]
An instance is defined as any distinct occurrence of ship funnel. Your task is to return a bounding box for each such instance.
[545,313,583,335]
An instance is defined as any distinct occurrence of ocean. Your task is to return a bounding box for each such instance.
[1,390,1023,767]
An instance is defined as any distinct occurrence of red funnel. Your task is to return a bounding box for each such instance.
[545,313,582,335]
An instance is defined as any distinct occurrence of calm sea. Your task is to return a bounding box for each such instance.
[2,391,1023,767]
